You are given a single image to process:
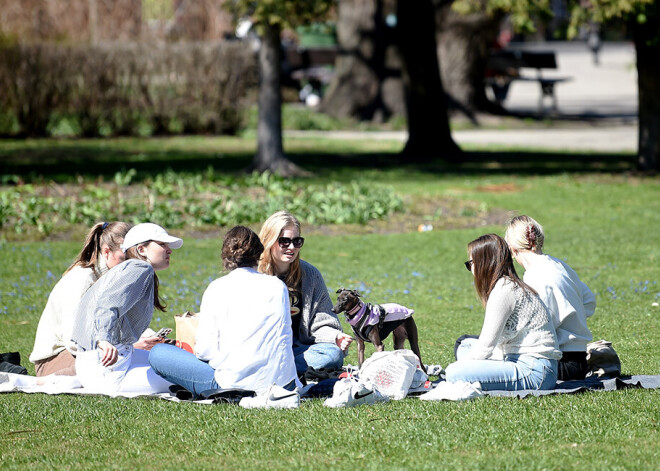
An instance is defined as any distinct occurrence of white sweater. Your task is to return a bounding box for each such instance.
[195,267,298,394]
[467,278,562,361]
[523,254,596,352]
[30,266,99,363]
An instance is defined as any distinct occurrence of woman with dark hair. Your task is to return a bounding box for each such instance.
[30,221,130,377]
[149,226,298,398]
[71,222,182,393]
[445,234,561,391]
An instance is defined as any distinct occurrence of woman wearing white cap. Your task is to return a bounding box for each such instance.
[71,223,183,394]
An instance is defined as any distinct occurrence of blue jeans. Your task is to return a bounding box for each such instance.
[149,343,218,397]
[448,338,558,391]
[293,341,344,374]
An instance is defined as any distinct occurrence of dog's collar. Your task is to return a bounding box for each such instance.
[345,301,368,326]
[347,302,363,317]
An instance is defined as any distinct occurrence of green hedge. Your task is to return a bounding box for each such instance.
[0,41,256,137]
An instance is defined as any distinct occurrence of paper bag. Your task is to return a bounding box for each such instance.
[174,311,199,353]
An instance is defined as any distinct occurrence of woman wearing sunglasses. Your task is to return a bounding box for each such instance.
[445,234,561,391]
[505,215,596,380]
[259,211,353,375]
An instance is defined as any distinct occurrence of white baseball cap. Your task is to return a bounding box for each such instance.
[121,223,183,252]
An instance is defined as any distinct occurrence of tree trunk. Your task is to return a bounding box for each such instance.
[436,5,502,116]
[634,4,660,173]
[252,22,307,176]
[320,0,405,120]
[396,0,460,161]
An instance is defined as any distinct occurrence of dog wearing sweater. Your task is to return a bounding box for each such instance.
[332,288,425,371]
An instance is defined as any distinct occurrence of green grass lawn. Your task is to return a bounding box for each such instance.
[1,136,660,470]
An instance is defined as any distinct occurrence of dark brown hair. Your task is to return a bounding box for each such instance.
[64,221,130,275]
[222,226,264,271]
[125,243,166,312]
[468,233,535,306]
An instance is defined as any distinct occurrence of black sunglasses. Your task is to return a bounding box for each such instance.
[278,236,305,249]
[464,260,473,272]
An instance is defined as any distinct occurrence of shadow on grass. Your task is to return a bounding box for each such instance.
[2,144,636,184]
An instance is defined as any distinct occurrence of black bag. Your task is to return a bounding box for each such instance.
[0,352,28,375]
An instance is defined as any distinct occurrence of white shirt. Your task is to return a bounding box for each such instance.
[30,266,98,363]
[467,278,562,361]
[195,267,298,394]
[523,254,596,352]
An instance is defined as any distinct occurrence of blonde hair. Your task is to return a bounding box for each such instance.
[64,221,130,275]
[505,215,545,253]
[258,210,302,291]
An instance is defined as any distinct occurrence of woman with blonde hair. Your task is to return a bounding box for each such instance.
[259,211,352,375]
[30,221,130,377]
[505,215,596,380]
[445,234,561,391]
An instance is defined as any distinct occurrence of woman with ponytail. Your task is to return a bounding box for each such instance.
[505,215,596,380]
[30,221,131,377]
[71,223,182,394]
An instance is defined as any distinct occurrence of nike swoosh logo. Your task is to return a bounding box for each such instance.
[354,390,374,400]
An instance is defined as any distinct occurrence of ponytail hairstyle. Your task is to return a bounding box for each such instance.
[468,234,535,307]
[222,226,264,272]
[258,211,303,291]
[125,243,166,312]
[64,221,131,275]
[504,215,545,254]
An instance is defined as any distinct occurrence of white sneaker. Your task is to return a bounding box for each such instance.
[239,384,300,409]
[323,378,389,408]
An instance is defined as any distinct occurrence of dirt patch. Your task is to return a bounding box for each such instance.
[475,182,521,193]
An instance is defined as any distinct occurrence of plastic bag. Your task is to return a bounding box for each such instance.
[358,349,420,400]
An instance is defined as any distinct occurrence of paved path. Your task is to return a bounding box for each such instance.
[287,42,639,153]
[286,127,637,152]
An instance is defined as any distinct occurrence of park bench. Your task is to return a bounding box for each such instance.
[283,45,337,90]
[485,49,570,114]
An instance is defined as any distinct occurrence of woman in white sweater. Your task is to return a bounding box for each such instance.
[445,234,561,391]
[30,221,130,376]
[505,215,596,380]
[149,226,298,397]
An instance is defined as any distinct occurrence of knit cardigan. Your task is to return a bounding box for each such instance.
[297,260,344,345]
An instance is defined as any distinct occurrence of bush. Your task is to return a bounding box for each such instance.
[0,171,404,237]
[0,41,256,137]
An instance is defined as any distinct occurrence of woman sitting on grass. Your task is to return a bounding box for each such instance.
[258,211,353,375]
[29,221,130,377]
[445,234,561,391]
[71,223,182,394]
[149,226,299,397]
[505,215,596,380]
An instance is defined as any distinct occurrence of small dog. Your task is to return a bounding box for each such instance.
[332,288,425,371]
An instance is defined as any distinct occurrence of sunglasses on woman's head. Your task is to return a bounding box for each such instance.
[464,260,473,271]
[278,237,305,249]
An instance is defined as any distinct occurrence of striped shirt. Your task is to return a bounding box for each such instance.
[71,259,155,351]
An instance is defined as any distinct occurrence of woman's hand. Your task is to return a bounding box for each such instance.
[335,333,353,353]
[97,340,118,367]
[133,335,165,351]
